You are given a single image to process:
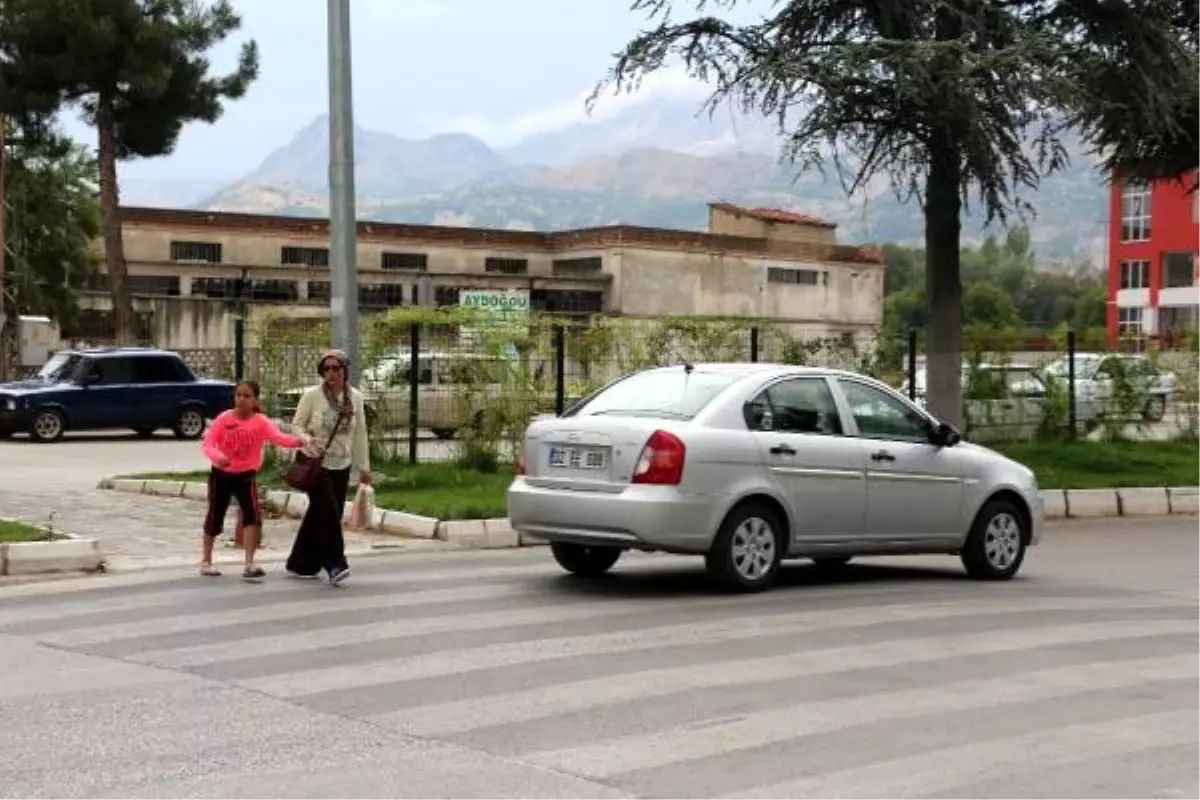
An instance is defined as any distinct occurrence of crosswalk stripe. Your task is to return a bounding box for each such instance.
[367,618,1196,737]
[239,600,1191,700]
[126,581,1004,669]
[519,654,1197,779]
[721,708,1199,799]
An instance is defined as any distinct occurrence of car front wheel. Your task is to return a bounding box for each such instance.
[172,408,206,440]
[550,542,622,576]
[1143,395,1166,423]
[29,409,66,443]
[960,499,1028,580]
[706,502,785,593]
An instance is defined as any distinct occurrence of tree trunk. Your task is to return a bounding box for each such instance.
[923,142,965,429]
[96,96,135,344]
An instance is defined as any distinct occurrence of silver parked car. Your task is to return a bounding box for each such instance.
[507,363,1044,592]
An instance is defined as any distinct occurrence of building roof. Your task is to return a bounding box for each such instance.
[709,202,838,229]
[118,205,883,266]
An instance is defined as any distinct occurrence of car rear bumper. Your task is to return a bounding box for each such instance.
[506,477,718,554]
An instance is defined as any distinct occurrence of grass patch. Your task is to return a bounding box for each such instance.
[991,438,1199,490]
[122,461,512,521]
[0,519,49,543]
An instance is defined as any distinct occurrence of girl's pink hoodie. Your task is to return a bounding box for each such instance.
[202,410,304,473]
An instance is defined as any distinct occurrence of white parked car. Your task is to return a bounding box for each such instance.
[508,363,1044,593]
[1042,353,1175,423]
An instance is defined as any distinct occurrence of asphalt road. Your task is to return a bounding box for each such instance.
[0,516,1195,798]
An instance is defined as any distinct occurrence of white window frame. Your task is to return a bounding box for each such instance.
[1120,184,1152,242]
[1117,306,1144,337]
[1118,259,1150,290]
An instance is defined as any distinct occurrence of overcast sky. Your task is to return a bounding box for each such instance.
[56,0,768,182]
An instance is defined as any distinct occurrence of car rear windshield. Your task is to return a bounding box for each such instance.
[569,369,741,420]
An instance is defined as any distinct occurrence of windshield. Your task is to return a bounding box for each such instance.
[569,368,741,420]
[1044,357,1099,380]
[37,353,82,382]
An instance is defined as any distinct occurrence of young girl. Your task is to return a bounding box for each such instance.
[200,380,308,581]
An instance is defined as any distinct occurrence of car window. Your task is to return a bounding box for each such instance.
[1004,370,1043,396]
[133,356,184,383]
[745,377,843,435]
[837,379,930,440]
[568,368,741,420]
[93,357,136,385]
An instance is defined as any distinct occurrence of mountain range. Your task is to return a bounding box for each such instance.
[121,98,1111,265]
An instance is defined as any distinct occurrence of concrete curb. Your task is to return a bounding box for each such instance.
[0,519,105,576]
[97,477,1198,551]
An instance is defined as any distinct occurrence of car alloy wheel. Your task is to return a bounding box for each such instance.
[731,517,777,583]
[31,410,64,442]
[174,409,205,440]
[707,501,785,593]
[961,498,1027,581]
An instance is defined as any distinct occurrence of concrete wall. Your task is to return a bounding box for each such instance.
[611,247,883,330]
[708,206,838,246]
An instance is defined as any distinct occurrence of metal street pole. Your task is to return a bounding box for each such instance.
[327,0,359,385]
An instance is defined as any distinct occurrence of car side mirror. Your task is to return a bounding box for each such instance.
[929,420,962,447]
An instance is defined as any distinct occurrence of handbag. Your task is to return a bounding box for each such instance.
[284,392,348,491]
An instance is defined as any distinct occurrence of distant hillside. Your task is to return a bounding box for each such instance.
[154,99,1109,265]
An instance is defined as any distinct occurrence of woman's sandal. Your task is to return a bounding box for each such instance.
[242,565,266,583]
[200,563,221,577]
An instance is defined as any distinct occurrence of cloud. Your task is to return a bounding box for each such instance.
[442,67,710,146]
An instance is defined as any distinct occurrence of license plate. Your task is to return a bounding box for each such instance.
[548,445,607,470]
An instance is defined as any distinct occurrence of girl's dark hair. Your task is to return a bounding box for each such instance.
[236,380,266,415]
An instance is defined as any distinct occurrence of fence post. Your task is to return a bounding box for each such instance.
[1067,325,1077,438]
[408,321,420,465]
[749,326,759,363]
[907,328,918,401]
[553,324,566,415]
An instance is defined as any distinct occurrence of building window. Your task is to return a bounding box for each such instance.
[484,257,528,275]
[1117,307,1144,337]
[359,283,406,309]
[434,286,461,306]
[1163,252,1196,288]
[1160,306,1198,333]
[1119,183,1152,242]
[126,275,181,296]
[170,240,223,264]
[307,281,330,302]
[531,289,604,314]
[1118,259,1150,290]
[192,278,298,301]
[767,266,826,285]
[551,257,602,277]
[281,246,330,268]
[381,251,428,271]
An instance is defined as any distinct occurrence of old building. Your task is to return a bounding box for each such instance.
[69,202,884,349]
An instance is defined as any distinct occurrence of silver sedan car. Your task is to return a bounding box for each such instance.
[507,363,1044,592]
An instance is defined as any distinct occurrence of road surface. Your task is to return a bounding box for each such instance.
[0,516,1195,798]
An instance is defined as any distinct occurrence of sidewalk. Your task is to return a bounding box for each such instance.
[0,486,455,574]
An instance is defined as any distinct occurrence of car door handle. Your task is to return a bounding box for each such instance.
[769,443,796,455]
[870,450,896,462]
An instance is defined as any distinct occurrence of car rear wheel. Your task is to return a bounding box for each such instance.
[29,409,65,443]
[172,408,206,440]
[1143,395,1166,422]
[550,542,622,576]
[706,502,785,593]
[960,499,1027,581]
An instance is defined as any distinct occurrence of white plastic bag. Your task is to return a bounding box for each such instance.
[347,484,375,531]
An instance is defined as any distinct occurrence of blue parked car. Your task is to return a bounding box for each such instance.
[0,347,236,442]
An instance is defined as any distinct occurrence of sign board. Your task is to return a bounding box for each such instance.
[459,289,529,359]
[17,315,60,367]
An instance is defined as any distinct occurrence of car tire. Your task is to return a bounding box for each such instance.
[29,409,66,443]
[431,428,456,440]
[172,408,206,440]
[1143,395,1166,423]
[706,502,785,593]
[960,498,1028,581]
[550,542,622,577]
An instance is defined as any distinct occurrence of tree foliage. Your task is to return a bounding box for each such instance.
[1,123,101,326]
[0,0,258,342]
[595,0,1197,426]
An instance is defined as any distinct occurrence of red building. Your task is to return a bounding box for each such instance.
[1107,170,1199,342]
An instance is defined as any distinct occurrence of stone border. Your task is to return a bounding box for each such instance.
[0,519,105,576]
[98,477,515,549]
[98,478,1199,551]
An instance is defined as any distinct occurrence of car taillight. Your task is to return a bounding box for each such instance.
[632,430,685,485]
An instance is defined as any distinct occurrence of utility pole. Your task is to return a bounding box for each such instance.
[327,0,359,385]
[0,122,9,382]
